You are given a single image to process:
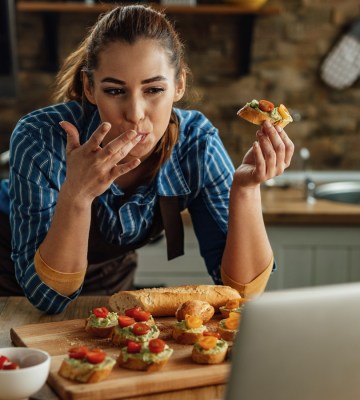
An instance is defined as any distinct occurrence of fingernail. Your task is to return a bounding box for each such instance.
[102,122,111,131]
[127,130,137,139]
[264,120,272,128]
[275,125,282,133]
[134,135,142,142]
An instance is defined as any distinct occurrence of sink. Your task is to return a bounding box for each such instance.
[314,181,360,205]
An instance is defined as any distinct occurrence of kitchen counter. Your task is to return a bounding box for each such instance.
[261,187,360,225]
[0,296,225,400]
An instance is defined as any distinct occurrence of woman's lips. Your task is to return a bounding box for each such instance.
[136,132,148,142]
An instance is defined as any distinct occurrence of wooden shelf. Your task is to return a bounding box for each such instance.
[16,1,282,15]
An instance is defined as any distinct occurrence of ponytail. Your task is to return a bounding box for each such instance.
[53,38,88,103]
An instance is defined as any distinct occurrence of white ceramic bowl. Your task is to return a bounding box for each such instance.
[0,347,51,400]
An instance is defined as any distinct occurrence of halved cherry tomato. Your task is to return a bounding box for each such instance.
[86,349,106,364]
[133,309,151,322]
[127,340,142,354]
[92,307,109,318]
[225,299,240,309]
[2,361,19,370]
[203,331,221,339]
[132,322,150,336]
[185,315,203,329]
[258,100,275,113]
[0,355,9,369]
[125,306,143,318]
[278,104,291,119]
[118,315,135,328]
[149,338,166,354]
[198,336,218,350]
[228,311,241,320]
[68,346,89,360]
[224,317,240,330]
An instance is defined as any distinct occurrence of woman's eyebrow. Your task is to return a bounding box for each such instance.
[100,76,167,84]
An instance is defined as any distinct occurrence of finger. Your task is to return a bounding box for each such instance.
[102,130,141,163]
[256,129,277,177]
[275,125,295,168]
[59,121,80,153]
[261,121,286,169]
[109,158,141,180]
[252,141,266,181]
[87,122,112,151]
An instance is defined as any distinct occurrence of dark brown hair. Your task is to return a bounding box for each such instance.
[54,4,189,178]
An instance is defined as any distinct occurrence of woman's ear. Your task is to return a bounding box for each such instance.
[82,71,96,105]
[174,69,186,102]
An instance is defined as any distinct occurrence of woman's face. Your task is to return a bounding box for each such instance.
[83,39,185,163]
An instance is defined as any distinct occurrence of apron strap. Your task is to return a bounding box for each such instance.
[159,196,184,260]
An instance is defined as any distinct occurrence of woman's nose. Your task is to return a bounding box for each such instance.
[124,98,145,124]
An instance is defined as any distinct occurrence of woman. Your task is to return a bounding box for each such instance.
[0,5,294,313]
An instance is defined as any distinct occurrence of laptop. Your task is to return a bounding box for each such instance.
[225,282,360,400]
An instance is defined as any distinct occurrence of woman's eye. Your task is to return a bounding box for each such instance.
[103,88,125,96]
[146,87,165,95]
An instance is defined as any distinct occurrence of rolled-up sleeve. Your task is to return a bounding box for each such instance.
[9,120,79,313]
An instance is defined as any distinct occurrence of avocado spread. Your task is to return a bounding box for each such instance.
[88,311,118,328]
[193,339,228,355]
[114,324,160,342]
[247,99,282,122]
[121,342,173,363]
[175,320,206,334]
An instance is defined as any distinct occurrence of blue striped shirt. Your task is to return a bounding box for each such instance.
[7,101,235,313]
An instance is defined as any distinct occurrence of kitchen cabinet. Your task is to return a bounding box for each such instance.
[135,225,212,288]
[136,224,360,290]
[266,225,360,290]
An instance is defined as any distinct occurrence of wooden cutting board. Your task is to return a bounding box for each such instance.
[10,317,231,400]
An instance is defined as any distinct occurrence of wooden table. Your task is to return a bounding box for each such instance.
[0,296,225,400]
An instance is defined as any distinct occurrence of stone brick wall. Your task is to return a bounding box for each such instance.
[1,0,359,172]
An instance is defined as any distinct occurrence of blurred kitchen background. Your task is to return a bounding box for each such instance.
[1,0,360,291]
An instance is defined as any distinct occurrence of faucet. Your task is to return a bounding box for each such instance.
[305,177,316,204]
[299,147,316,203]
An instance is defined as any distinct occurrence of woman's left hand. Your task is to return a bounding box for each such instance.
[234,120,294,188]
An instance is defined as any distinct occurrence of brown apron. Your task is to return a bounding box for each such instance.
[0,196,184,296]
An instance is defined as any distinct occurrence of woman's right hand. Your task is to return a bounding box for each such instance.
[59,121,141,204]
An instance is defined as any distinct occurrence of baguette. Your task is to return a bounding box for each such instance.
[109,285,241,317]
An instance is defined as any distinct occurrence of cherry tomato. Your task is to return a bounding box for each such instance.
[68,346,89,360]
[0,355,9,369]
[3,362,20,370]
[198,336,217,350]
[125,306,143,318]
[92,307,109,318]
[258,99,275,113]
[127,340,142,354]
[86,349,106,364]
[185,315,203,329]
[133,309,151,322]
[225,299,240,309]
[148,338,166,354]
[224,317,240,330]
[203,331,221,339]
[118,315,135,328]
[132,322,150,336]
